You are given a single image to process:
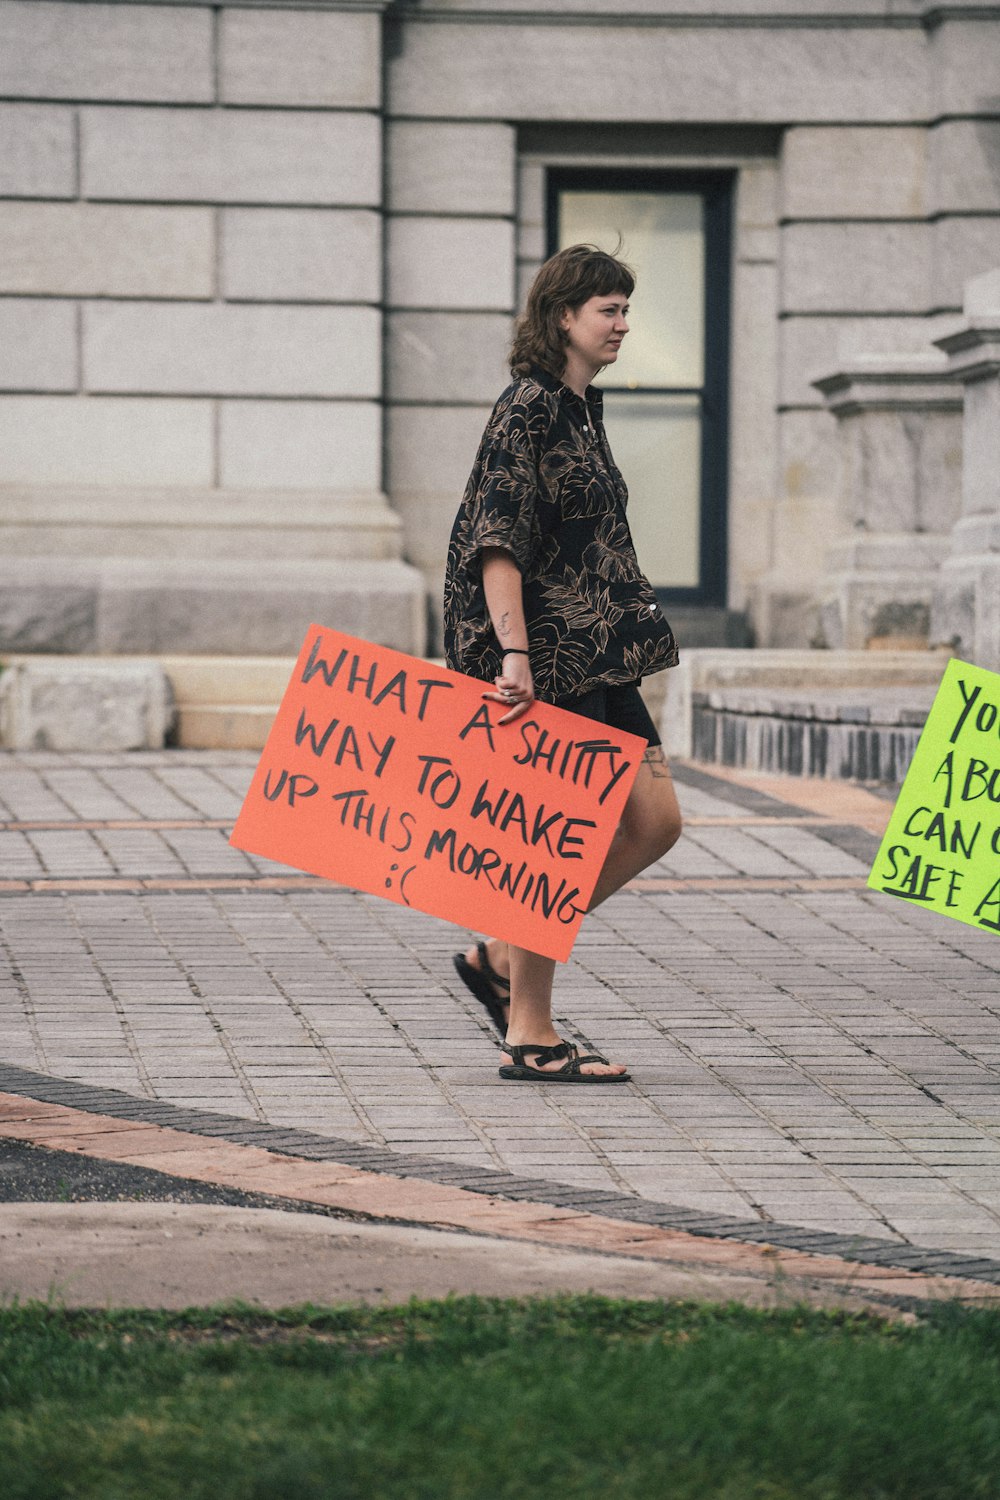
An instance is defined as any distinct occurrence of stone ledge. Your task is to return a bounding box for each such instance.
[661,649,948,781]
[0,656,173,752]
[0,556,427,656]
[690,687,937,782]
[172,705,278,752]
[696,685,936,727]
[0,484,405,563]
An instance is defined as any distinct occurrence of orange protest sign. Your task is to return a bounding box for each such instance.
[230,625,645,961]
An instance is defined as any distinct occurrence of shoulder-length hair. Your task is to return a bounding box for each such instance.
[509,244,635,380]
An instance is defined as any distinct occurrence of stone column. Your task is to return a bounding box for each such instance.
[812,358,962,649]
[930,268,1000,668]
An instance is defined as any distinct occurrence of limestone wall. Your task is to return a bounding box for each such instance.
[0,0,423,657]
[384,3,998,646]
[0,3,384,488]
[2,0,999,657]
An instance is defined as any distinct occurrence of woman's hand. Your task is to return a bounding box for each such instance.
[483,651,535,725]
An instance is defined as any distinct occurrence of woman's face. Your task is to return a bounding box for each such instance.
[561,292,630,373]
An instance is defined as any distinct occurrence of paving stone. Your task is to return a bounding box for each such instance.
[3,752,1000,1269]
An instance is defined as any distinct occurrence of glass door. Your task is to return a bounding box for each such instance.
[549,171,732,605]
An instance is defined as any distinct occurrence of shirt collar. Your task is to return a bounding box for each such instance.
[528,363,604,415]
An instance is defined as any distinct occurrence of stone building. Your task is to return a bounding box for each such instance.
[1,0,999,745]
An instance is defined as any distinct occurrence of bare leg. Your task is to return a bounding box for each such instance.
[492,746,681,1076]
[587,746,682,907]
[501,945,625,1076]
[463,745,682,1039]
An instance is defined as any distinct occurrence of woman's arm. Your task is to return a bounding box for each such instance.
[482,548,528,652]
[481,547,534,722]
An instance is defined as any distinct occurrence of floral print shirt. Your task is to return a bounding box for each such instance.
[443,364,679,704]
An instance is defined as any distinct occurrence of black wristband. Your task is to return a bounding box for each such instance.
[502,648,530,656]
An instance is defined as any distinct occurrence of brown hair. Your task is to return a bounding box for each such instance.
[509,244,636,380]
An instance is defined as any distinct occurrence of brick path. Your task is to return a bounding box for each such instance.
[2,748,999,1285]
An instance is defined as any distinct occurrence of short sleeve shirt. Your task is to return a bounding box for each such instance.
[443,365,679,704]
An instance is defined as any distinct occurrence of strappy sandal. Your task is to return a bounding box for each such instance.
[452,941,510,1037]
[499,1039,631,1084]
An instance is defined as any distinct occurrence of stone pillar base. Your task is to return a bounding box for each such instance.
[809,356,962,654]
[818,533,949,649]
[932,548,1000,666]
[744,576,820,649]
[928,267,1000,668]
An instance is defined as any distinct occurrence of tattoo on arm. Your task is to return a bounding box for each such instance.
[498,611,511,640]
[643,746,673,778]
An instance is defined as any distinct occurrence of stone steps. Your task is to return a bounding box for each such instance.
[162,656,295,750]
[3,648,950,769]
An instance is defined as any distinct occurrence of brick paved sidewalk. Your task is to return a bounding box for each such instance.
[1,748,999,1272]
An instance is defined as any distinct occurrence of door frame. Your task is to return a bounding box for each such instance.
[546,167,734,608]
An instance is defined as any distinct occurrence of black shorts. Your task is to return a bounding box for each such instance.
[556,682,661,748]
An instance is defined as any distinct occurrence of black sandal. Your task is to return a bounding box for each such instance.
[499,1039,631,1084]
[452,941,510,1037]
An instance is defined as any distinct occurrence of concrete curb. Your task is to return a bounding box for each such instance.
[4,1079,1000,1308]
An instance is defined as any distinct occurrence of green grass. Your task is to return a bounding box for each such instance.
[1,1296,999,1499]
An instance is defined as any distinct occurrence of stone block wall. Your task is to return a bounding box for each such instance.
[754,4,1000,646]
[0,0,423,657]
[381,2,999,648]
[3,0,999,662]
[0,2,383,450]
[384,113,517,609]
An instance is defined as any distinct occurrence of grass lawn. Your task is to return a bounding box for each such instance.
[1,1295,999,1499]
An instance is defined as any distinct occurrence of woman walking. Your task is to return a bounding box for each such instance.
[444,244,683,1083]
